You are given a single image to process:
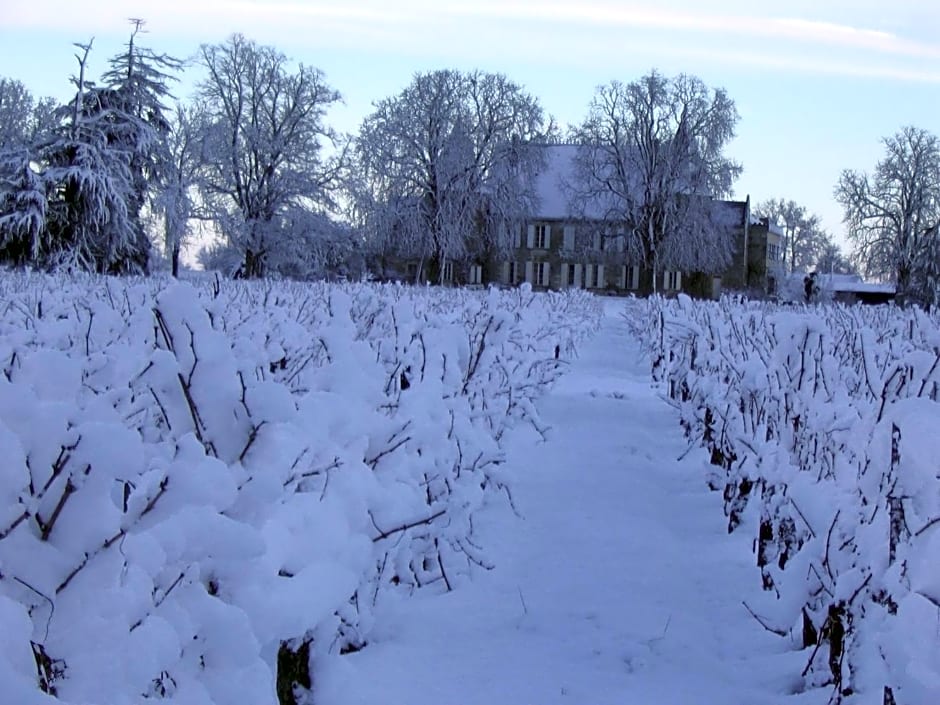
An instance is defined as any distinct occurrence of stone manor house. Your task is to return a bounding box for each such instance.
[409,144,783,298]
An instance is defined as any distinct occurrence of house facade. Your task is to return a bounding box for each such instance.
[379,144,784,298]
[492,144,770,298]
[495,220,649,294]
[746,217,784,295]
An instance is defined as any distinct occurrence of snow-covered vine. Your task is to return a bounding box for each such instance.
[635,295,940,705]
[0,271,601,705]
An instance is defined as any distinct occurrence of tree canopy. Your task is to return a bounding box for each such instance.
[196,34,345,279]
[836,126,940,305]
[354,69,553,283]
[569,71,741,284]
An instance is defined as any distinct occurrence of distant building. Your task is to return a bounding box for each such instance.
[383,144,785,298]
[818,273,896,305]
[492,144,763,298]
[747,217,785,296]
[779,272,896,305]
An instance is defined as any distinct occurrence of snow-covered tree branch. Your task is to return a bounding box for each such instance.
[569,71,742,287]
[835,126,940,306]
[353,69,554,283]
[195,34,346,279]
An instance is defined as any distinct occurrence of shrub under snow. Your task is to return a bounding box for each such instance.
[635,294,940,705]
[0,272,601,705]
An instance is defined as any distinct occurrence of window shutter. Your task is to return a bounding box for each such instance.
[560,263,569,288]
[563,225,575,250]
[619,265,627,289]
[513,228,522,249]
[526,225,535,249]
[676,271,682,290]
[525,260,534,283]
[593,232,601,250]
[631,265,640,290]
[543,262,551,287]
[615,234,624,252]
[597,264,605,289]
[574,263,583,288]
[544,226,552,249]
[501,262,510,284]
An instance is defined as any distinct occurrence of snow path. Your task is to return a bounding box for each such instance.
[318,301,810,705]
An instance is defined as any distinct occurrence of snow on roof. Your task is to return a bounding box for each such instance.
[530,144,624,221]
[828,279,896,294]
[528,144,747,226]
[531,144,574,219]
[792,272,896,295]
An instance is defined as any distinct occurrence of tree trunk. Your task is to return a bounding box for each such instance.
[896,265,912,306]
[276,639,312,705]
[243,249,265,279]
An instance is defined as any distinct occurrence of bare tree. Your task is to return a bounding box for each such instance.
[835,126,940,303]
[196,34,344,278]
[0,78,55,149]
[569,71,741,289]
[815,236,856,275]
[354,69,552,283]
[911,222,940,309]
[153,103,204,276]
[754,198,830,273]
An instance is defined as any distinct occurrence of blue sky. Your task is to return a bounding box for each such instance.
[2,1,939,251]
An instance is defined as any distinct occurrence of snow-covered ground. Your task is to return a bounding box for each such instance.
[318,300,815,705]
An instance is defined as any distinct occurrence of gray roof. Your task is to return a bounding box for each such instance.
[530,144,623,221]
[528,144,744,225]
[818,273,896,294]
[531,144,578,220]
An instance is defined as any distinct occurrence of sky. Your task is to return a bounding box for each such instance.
[1,0,939,252]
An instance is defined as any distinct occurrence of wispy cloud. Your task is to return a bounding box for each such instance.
[4,0,940,82]
[441,1,940,62]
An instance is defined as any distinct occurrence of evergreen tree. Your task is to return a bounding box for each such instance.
[39,40,136,271]
[0,148,46,264]
[96,19,183,272]
[35,24,181,273]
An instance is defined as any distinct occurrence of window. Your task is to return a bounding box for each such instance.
[567,263,576,286]
[533,261,550,286]
[664,270,682,291]
[627,265,640,290]
[469,264,483,285]
[442,260,453,283]
[563,226,575,250]
[534,224,548,249]
[767,242,780,262]
[508,261,518,284]
[584,264,595,289]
